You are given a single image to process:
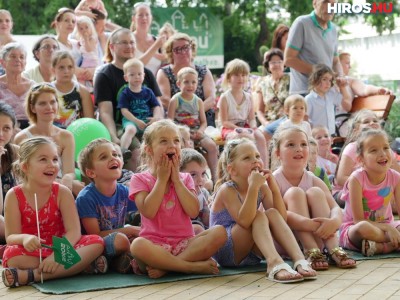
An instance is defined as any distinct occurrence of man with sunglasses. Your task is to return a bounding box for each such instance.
[94,28,162,171]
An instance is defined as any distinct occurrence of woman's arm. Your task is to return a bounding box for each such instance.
[156,68,172,110]
[60,130,76,191]
[336,154,356,187]
[256,92,268,126]
[79,84,94,118]
[13,131,28,146]
[137,36,166,66]
[201,69,216,112]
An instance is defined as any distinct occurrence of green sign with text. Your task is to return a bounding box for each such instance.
[151,8,224,69]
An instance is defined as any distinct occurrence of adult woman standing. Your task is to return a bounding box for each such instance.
[0,10,16,76]
[52,8,92,83]
[271,24,289,54]
[157,33,216,126]
[23,35,60,83]
[0,42,34,129]
[130,2,166,76]
[255,48,289,139]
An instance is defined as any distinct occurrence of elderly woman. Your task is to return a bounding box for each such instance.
[130,2,166,76]
[23,35,60,83]
[256,48,290,141]
[0,10,16,76]
[157,32,216,126]
[0,42,34,129]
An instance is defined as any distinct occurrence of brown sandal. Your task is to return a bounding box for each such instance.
[328,247,356,269]
[304,248,329,271]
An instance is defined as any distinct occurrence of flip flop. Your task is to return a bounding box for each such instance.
[362,240,376,257]
[293,259,317,280]
[266,262,304,284]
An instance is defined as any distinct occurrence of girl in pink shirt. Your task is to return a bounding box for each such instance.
[339,129,400,256]
[272,127,356,270]
[129,119,226,278]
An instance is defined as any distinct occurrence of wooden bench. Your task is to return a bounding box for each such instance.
[332,94,396,154]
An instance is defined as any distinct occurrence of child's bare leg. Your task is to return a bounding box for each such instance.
[0,215,5,242]
[254,130,268,167]
[125,147,140,172]
[146,225,226,278]
[120,125,137,150]
[251,211,302,281]
[265,208,317,278]
[130,237,220,278]
[5,243,104,285]
[200,137,218,182]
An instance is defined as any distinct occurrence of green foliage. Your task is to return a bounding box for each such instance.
[385,101,400,141]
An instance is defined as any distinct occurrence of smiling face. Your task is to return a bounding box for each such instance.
[182,161,207,194]
[86,143,122,181]
[0,114,13,147]
[31,92,58,123]
[171,39,193,65]
[277,131,309,169]
[23,143,60,185]
[359,134,392,176]
[357,113,381,132]
[312,127,331,153]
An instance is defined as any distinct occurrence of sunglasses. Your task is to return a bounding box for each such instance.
[31,83,55,92]
[225,138,242,161]
[235,128,253,135]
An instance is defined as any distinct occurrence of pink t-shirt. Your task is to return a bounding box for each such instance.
[341,168,400,225]
[273,167,314,196]
[129,171,196,244]
[333,142,397,194]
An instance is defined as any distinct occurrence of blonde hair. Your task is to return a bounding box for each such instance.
[215,138,254,190]
[159,22,176,38]
[311,125,329,139]
[130,2,151,32]
[308,137,318,148]
[272,126,309,156]
[52,50,75,68]
[78,138,112,180]
[163,33,197,64]
[13,137,58,181]
[177,67,198,82]
[284,94,307,112]
[222,59,250,88]
[123,58,144,74]
[180,148,207,171]
[139,119,181,169]
[75,15,97,41]
[25,83,59,124]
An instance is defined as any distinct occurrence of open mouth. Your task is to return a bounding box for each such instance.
[43,171,55,176]
[378,159,388,166]
[167,153,175,160]
[293,155,303,159]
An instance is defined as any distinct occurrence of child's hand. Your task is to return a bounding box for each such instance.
[386,226,400,248]
[156,154,171,183]
[135,120,147,130]
[39,258,61,274]
[147,116,161,125]
[22,235,42,252]
[248,170,266,189]
[170,153,181,184]
[336,76,348,88]
[312,217,338,240]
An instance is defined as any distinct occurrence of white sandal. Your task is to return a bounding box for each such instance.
[293,259,317,280]
[266,262,304,283]
[362,240,376,257]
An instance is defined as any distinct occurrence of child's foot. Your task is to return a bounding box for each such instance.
[328,247,356,268]
[304,248,329,271]
[83,255,108,274]
[146,266,167,279]
[293,259,317,280]
[266,262,303,283]
[190,259,219,275]
[2,268,35,287]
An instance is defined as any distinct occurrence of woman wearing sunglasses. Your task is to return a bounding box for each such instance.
[157,32,216,127]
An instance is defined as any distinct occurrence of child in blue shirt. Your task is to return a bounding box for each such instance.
[76,138,140,273]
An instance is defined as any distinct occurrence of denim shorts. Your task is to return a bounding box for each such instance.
[264,116,287,136]
[104,232,119,258]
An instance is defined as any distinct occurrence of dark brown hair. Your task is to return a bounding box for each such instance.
[271,24,289,51]
[263,48,284,73]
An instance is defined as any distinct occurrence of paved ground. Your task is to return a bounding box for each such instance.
[2,258,400,299]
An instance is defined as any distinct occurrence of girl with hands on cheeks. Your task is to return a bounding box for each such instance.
[129,119,226,279]
[1,137,105,288]
[272,127,356,270]
[339,130,400,257]
[210,138,317,284]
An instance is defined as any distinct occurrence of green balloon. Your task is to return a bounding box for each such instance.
[67,118,111,161]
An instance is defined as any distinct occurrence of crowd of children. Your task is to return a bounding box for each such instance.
[1,1,399,291]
